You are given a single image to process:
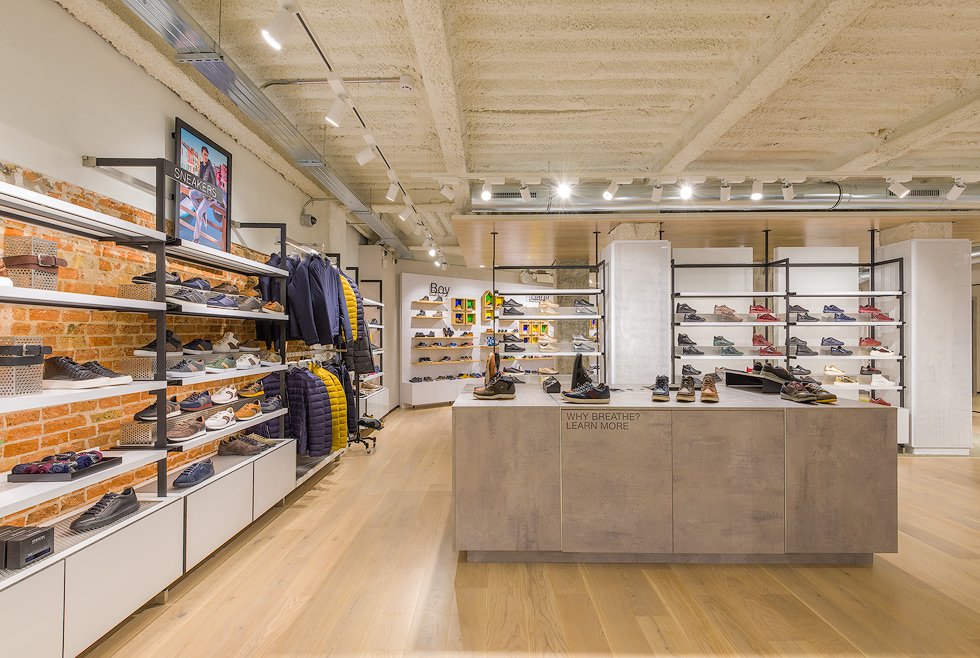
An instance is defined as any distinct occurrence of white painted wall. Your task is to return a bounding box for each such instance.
[0,0,356,258]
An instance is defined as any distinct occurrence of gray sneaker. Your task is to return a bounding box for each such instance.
[239,296,263,312]
[572,342,593,352]
[168,288,208,305]
[165,358,206,377]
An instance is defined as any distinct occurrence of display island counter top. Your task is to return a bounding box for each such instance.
[453,383,897,564]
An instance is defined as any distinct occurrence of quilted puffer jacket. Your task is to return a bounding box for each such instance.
[252,373,290,439]
[339,274,357,343]
[309,363,348,452]
[308,255,333,347]
[326,363,357,437]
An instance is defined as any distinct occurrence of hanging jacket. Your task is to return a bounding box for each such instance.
[340,271,365,338]
[324,263,344,345]
[349,332,376,376]
[339,274,357,343]
[292,368,333,456]
[289,257,319,346]
[284,256,302,341]
[309,362,348,452]
[252,372,291,439]
[307,255,334,347]
[327,362,357,436]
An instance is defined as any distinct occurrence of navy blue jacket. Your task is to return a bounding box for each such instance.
[308,255,333,347]
[256,252,280,347]
[326,363,357,437]
[288,257,319,346]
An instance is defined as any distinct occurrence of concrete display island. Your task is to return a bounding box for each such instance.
[453,384,897,564]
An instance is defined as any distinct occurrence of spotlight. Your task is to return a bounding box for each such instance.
[441,262,447,271]
[679,184,693,200]
[888,180,910,198]
[428,246,436,257]
[720,185,731,202]
[946,180,966,201]
[325,97,348,127]
[385,183,399,202]
[261,6,298,50]
[439,184,455,201]
[556,182,572,199]
[398,205,413,221]
[434,260,440,267]
[520,185,531,202]
[751,179,763,201]
[650,184,663,203]
[355,146,376,166]
[481,181,492,201]
[782,183,795,201]
[602,182,619,201]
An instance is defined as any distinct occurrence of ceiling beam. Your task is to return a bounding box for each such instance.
[655,0,875,174]
[400,0,468,177]
[825,88,980,171]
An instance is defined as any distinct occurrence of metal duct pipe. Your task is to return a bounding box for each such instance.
[471,183,980,213]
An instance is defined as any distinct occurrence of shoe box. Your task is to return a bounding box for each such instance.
[0,525,55,569]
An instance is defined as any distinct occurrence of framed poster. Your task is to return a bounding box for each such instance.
[173,117,232,252]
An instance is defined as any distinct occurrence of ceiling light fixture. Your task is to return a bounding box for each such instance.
[441,262,447,271]
[651,184,663,202]
[355,146,376,166]
[325,97,348,127]
[751,179,764,201]
[555,182,572,199]
[439,184,455,201]
[602,182,619,201]
[679,183,693,200]
[428,245,437,257]
[720,184,731,202]
[261,2,299,50]
[398,198,413,220]
[385,183,399,202]
[520,185,531,202]
[781,182,795,201]
[481,181,493,201]
[887,179,911,198]
[946,179,967,201]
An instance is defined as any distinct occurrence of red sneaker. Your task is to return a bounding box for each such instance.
[859,336,882,347]
[759,345,783,356]
[869,396,891,407]
[756,313,781,322]
[752,333,772,346]
[870,312,894,321]
[749,305,772,313]
[859,304,881,313]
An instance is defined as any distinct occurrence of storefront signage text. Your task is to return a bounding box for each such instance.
[565,411,640,431]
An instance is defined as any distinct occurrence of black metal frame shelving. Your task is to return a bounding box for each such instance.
[490,231,607,382]
[670,255,906,407]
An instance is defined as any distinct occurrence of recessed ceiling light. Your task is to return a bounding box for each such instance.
[481,181,493,201]
[888,180,910,198]
[751,179,763,201]
[556,182,572,199]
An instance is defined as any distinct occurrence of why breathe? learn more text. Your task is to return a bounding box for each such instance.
[564,411,640,431]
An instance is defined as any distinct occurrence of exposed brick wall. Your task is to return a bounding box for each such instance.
[0,160,283,527]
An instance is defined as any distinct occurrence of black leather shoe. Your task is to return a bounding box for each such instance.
[70,488,140,532]
[504,343,525,352]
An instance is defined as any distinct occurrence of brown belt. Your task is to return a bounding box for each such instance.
[2,254,67,272]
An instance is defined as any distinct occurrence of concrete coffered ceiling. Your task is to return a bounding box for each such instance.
[64,0,980,262]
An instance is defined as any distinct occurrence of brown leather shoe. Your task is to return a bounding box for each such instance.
[676,376,696,402]
[700,376,719,403]
[217,438,262,456]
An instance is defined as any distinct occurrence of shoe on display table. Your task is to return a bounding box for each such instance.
[217,437,262,456]
[473,375,516,400]
[173,459,214,488]
[804,383,837,403]
[859,336,882,347]
[236,353,262,370]
[213,332,240,353]
[676,376,696,402]
[700,376,719,403]
[824,365,845,375]
[830,345,853,355]
[133,270,180,285]
[239,381,264,397]
[714,304,736,314]
[168,416,206,442]
[752,334,772,346]
[134,329,182,357]
[183,338,213,355]
[684,312,706,322]
[790,365,811,376]
[871,312,894,321]
[167,358,206,377]
[81,361,132,385]
[796,312,818,322]
[69,487,140,532]
[795,344,818,356]
[234,402,262,420]
[788,304,809,313]
[135,396,180,421]
[834,312,856,322]
[682,364,701,376]
[561,383,610,404]
[205,356,237,373]
[682,346,704,356]
[749,305,771,313]
[721,346,743,356]
[871,374,895,386]
[719,312,743,322]
[651,375,670,401]
[835,375,859,386]
[870,346,894,356]
[870,396,891,406]
[759,346,782,356]
[180,391,213,412]
[205,409,237,431]
[43,357,112,389]
[780,381,817,403]
[859,304,881,313]
[789,337,809,347]
[861,364,882,375]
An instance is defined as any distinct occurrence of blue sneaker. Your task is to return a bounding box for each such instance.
[820,336,843,346]
[259,395,282,413]
[182,277,211,291]
[830,345,853,355]
[824,305,844,313]
[834,312,855,322]
[561,383,611,404]
[173,459,214,488]
[207,294,239,309]
[179,390,213,412]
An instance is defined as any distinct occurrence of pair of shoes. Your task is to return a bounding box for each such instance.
[43,358,133,389]
[781,381,836,403]
[134,329,183,357]
[675,375,718,402]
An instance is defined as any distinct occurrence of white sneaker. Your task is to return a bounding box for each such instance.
[212,385,238,404]
[871,374,894,386]
[538,343,560,352]
[213,332,240,353]
[824,364,845,375]
[537,335,557,344]
[870,346,894,356]
[236,353,261,370]
[205,409,237,430]
[538,306,559,315]
[260,352,282,365]
[539,299,558,308]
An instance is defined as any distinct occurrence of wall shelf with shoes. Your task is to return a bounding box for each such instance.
[165,300,289,322]
[165,238,288,278]
[1,380,168,415]
[166,363,287,386]
[0,286,167,313]
[155,408,288,453]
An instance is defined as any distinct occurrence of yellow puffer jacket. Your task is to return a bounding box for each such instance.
[309,363,348,451]
[340,275,357,342]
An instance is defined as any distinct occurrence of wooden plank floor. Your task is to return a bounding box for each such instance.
[84,406,980,657]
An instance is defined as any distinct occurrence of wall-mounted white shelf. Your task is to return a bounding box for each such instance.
[674,292,783,299]
[494,288,602,296]
[166,239,288,277]
[0,286,166,313]
[499,314,601,320]
[788,321,902,326]
[362,298,384,307]
[674,355,752,360]
[167,364,286,386]
[1,380,168,414]
[787,291,904,297]
[167,301,288,322]
[360,372,384,383]
[789,354,903,360]
[0,449,166,519]
[675,321,785,327]
[158,408,288,452]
